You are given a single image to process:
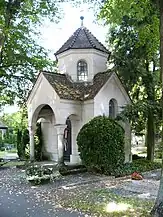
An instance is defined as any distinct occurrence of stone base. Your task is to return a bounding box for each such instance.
[50,153,59,162]
[70,153,81,165]
[43,152,58,162]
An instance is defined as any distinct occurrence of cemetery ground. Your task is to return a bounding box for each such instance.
[0,163,161,217]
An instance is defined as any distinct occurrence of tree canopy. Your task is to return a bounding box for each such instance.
[0,0,64,108]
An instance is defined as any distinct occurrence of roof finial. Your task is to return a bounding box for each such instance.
[80,16,84,27]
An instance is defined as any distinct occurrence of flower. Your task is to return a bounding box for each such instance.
[131,172,143,180]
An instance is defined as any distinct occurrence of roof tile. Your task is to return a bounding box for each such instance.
[42,71,113,101]
[55,27,109,55]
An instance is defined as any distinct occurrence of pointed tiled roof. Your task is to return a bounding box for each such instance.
[42,71,113,101]
[55,26,109,56]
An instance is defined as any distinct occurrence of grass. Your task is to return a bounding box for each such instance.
[0,151,5,158]
[0,161,25,167]
[0,149,17,158]
[7,149,17,153]
[60,188,154,217]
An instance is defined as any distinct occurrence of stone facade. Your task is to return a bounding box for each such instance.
[57,49,108,81]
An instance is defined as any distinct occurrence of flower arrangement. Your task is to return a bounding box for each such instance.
[26,164,61,185]
[131,172,143,180]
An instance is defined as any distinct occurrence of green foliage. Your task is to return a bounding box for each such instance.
[106,13,160,160]
[86,0,161,139]
[22,128,29,158]
[34,122,43,161]
[77,116,125,174]
[3,128,15,144]
[16,128,29,159]
[1,109,28,130]
[16,129,22,158]
[26,164,61,185]
[0,0,62,107]
[99,0,159,54]
[113,159,162,177]
[1,109,28,146]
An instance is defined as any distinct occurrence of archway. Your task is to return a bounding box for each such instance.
[29,104,57,161]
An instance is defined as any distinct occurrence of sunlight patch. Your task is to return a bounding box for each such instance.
[105,202,132,213]
[62,185,77,190]
[138,193,151,199]
[31,186,38,189]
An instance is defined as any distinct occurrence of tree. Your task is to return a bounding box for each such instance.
[1,109,28,131]
[109,16,160,161]
[0,0,62,107]
[84,0,163,215]
[151,1,163,216]
[1,109,28,157]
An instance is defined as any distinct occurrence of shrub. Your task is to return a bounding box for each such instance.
[77,115,125,175]
[17,129,22,158]
[16,128,29,159]
[26,163,61,185]
[113,159,162,177]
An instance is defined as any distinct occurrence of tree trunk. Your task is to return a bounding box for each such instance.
[151,171,163,216]
[151,0,163,216]
[146,110,155,161]
[0,0,13,63]
[144,62,155,161]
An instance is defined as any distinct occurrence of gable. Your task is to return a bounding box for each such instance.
[27,72,59,106]
[95,72,131,104]
[94,72,131,116]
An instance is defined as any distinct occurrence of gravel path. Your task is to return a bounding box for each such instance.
[0,167,161,217]
[102,169,161,200]
[0,168,93,217]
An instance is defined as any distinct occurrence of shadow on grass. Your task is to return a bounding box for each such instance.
[61,188,153,217]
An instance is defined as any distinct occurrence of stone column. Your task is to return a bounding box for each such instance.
[70,120,81,164]
[29,125,35,161]
[54,124,67,165]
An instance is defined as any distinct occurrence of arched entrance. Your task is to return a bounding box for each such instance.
[29,104,57,161]
[63,117,72,162]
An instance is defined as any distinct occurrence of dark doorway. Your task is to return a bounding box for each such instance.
[63,117,72,161]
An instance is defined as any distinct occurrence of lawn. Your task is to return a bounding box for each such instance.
[0,151,5,158]
[60,188,154,217]
[0,161,25,167]
[0,149,17,158]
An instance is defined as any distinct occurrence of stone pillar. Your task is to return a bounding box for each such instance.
[29,125,36,161]
[54,124,67,164]
[70,120,81,165]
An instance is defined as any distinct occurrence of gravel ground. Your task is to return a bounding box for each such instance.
[0,168,97,217]
[100,169,161,200]
[0,167,161,217]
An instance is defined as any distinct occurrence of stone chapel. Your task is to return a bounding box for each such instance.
[27,17,132,165]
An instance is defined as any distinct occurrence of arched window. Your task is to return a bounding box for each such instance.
[77,60,88,81]
[109,99,117,118]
